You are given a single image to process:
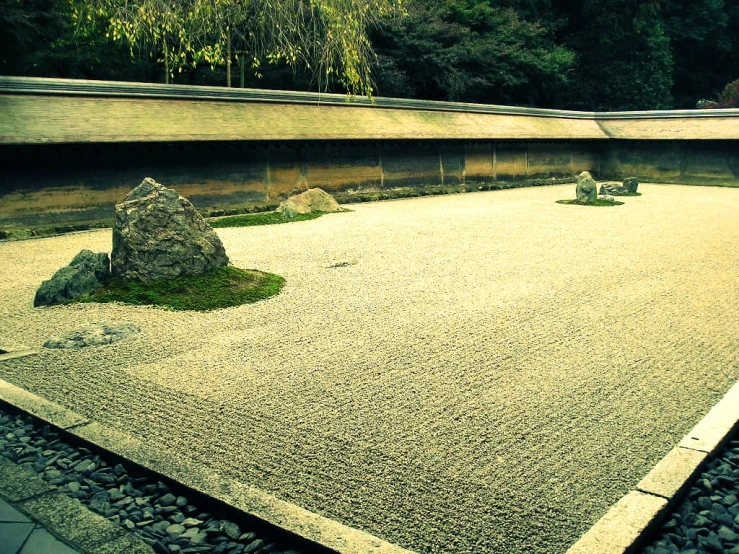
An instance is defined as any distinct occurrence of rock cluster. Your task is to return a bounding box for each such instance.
[575,171,598,204]
[35,178,232,306]
[112,178,229,282]
[43,323,139,349]
[34,250,111,307]
[0,409,302,554]
[277,188,342,218]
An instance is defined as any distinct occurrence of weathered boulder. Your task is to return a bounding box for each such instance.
[599,182,628,196]
[34,250,111,307]
[623,177,639,193]
[575,171,597,204]
[112,178,229,282]
[43,322,140,349]
[277,188,342,218]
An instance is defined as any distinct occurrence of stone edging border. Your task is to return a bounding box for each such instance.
[0,378,416,554]
[0,455,154,553]
[566,380,739,554]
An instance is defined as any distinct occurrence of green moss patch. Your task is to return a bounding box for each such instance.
[76,266,285,311]
[556,198,625,206]
[210,211,323,228]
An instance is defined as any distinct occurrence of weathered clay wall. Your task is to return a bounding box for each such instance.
[2,138,738,238]
[599,141,739,185]
[0,140,598,236]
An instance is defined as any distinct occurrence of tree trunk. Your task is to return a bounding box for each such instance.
[226,28,232,88]
[240,55,245,88]
[163,40,170,84]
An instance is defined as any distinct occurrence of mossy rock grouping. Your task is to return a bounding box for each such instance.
[557,172,639,206]
[34,178,288,311]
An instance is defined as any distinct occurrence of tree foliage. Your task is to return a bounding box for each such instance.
[2,0,739,109]
[68,0,405,94]
[371,0,574,106]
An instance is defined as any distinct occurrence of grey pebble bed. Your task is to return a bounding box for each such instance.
[1,183,738,554]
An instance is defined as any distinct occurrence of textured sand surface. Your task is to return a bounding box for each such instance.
[1,184,738,554]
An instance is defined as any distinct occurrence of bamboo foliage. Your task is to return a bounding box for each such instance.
[68,0,405,95]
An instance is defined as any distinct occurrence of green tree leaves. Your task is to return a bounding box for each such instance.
[371,0,574,106]
[68,0,405,94]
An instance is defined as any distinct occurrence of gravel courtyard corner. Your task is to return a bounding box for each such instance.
[0,184,737,554]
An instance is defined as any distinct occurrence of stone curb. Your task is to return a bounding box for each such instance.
[0,378,417,554]
[566,380,739,554]
[0,455,153,554]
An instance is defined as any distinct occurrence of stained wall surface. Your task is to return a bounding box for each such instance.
[0,140,600,233]
[1,77,738,235]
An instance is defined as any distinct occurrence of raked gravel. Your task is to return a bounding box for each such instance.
[1,184,738,554]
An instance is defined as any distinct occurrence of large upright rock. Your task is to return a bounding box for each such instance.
[576,171,598,204]
[112,178,228,282]
[623,177,639,193]
[34,250,111,307]
[277,188,342,218]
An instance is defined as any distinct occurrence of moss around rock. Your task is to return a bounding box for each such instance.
[76,266,284,311]
[210,211,323,228]
[557,198,624,206]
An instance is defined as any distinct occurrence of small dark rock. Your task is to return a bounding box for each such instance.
[159,493,177,507]
[222,521,241,540]
[623,177,639,193]
[166,524,186,537]
[719,525,739,542]
[34,250,111,307]
[244,539,264,553]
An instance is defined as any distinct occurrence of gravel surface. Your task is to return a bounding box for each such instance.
[641,436,739,554]
[1,184,738,553]
[0,406,304,554]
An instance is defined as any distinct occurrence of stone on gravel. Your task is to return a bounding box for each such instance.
[43,322,139,349]
[34,249,111,307]
[277,188,342,218]
[599,182,629,196]
[624,177,639,193]
[112,178,229,282]
[575,171,597,204]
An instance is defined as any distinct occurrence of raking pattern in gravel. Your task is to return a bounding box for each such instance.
[1,184,738,554]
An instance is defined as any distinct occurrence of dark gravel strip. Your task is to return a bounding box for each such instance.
[640,437,739,554]
[0,405,311,554]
